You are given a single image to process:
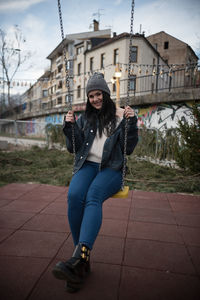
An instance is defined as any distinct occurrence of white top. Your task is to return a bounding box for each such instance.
[87,115,123,163]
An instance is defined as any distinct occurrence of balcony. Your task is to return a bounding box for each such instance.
[56,72,62,79]
[56,88,62,95]
[56,56,63,67]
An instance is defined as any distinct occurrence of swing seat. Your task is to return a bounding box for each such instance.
[112,186,129,198]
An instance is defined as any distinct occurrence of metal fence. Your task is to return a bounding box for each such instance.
[0,119,48,149]
[0,119,179,164]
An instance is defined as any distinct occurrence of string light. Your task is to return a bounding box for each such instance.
[1,62,198,89]
[168,68,173,77]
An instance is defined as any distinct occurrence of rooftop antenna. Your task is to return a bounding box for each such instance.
[139,24,142,34]
[92,9,105,24]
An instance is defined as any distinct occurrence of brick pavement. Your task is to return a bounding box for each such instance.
[0,183,200,300]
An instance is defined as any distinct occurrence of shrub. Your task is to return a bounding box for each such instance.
[175,104,200,172]
[46,123,66,147]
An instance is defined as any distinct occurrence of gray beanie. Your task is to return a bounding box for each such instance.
[86,72,110,96]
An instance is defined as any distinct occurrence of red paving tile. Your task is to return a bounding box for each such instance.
[104,196,132,208]
[133,190,168,200]
[0,211,34,229]
[0,199,14,208]
[0,228,15,242]
[127,221,184,244]
[133,197,171,210]
[130,207,177,224]
[119,266,200,300]
[22,213,70,233]
[18,190,62,202]
[40,201,67,215]
[188,246,200,275]
[0,183,200,300]
[0,199,51,213]
[124,238,196,275]
[0,230,68,258]
[99,218,128,237]
[102,205,129,220]
[178,226,200,246]
[174,212,200,227]
[0,256,50,300]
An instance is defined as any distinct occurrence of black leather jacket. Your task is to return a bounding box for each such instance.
[63,114,138,174]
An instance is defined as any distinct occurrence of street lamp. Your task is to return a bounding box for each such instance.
[112,63,122,107]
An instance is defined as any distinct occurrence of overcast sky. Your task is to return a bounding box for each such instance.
[0,0,200,94]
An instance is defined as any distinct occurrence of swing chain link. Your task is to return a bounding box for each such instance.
[121,0,135,190]
[57,0,76,163]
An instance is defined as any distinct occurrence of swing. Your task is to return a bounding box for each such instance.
[57,0,135,199]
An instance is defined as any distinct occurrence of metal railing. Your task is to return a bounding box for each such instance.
[1,66,199,118]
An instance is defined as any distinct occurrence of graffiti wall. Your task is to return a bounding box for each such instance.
[136,101,200,130]
[27,102,200,131]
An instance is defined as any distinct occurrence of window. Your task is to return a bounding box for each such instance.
[57,97,62,105]
[58,65,62,73]
[42,103,47,110]
[164,41,169,49]
[87,42,91,50]
[130,75,136,90]
[58,80,62,89]
[42,90,48,97]
[77,85,81,98]
[101,53,105,69]
[130,46,137,62]
[66,94,72,103]
[67,60,73,70]
[77,46,84,55]
[90,57,94,72]
[114,49,119,65]
[78,63,81,76]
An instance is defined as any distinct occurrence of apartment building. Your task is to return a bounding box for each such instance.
[46,22,111,111]
[22,21,111,114]
[22,71,50,114]
[73,32,168,105]
[147,31,198,67]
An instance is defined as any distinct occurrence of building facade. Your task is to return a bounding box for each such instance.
[21,29,199,118]
[147,31,198,67]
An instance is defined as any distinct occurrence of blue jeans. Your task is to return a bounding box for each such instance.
[67,161,122,250]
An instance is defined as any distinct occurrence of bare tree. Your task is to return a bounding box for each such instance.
[0,25,31,117]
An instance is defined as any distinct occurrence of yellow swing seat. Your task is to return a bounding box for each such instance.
[112,185,129,198]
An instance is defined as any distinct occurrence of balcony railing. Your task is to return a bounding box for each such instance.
[117,66,200,98]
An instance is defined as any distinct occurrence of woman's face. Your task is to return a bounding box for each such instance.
[88,90,103,110]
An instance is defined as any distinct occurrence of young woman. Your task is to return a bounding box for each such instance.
[52,72,138,292]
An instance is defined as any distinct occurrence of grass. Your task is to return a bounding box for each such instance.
[0,146,200,194]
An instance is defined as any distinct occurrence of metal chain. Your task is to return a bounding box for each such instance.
[57,0,76,162]
[121,0,135,189]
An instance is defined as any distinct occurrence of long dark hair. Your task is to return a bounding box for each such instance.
[85,91,117,137]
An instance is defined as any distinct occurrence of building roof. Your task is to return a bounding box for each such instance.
[47,29,111,60]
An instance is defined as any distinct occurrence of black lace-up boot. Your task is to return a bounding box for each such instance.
[52,243,90,291]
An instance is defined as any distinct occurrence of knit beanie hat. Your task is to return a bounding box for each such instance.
[86,72,110,96]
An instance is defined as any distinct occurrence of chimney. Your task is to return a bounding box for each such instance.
[93,19,99,31]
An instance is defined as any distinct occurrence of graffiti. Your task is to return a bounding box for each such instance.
[25,101,199,131]
[45,114,63,124]
[26,120,36,134]
[136,102,199,130]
